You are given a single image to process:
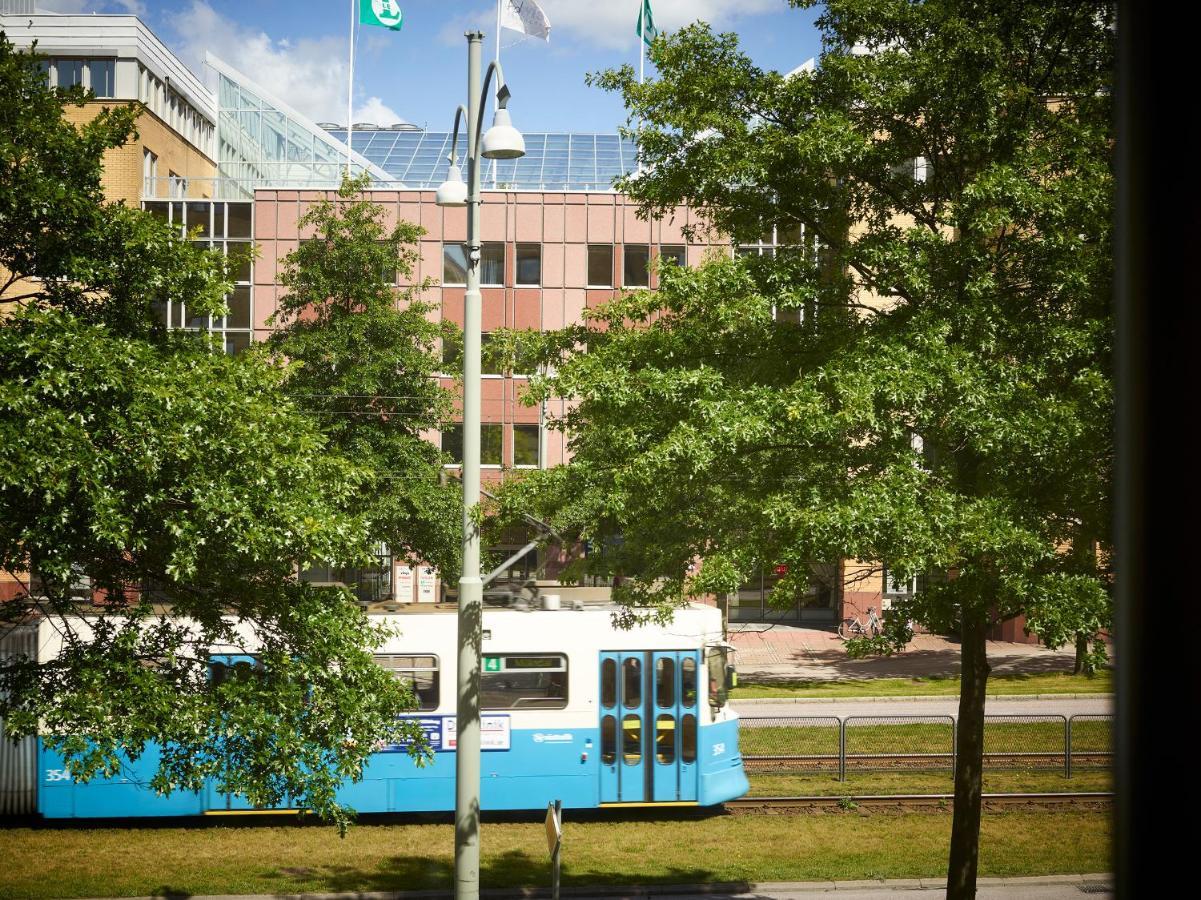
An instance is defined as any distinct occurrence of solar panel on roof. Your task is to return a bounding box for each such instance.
[314,127,635,189]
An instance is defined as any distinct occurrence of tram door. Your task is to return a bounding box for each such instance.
[205,654,289,812]
[599,651,700,803]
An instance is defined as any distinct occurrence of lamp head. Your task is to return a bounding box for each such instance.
[435,163,468,207]
[481,107,525,159]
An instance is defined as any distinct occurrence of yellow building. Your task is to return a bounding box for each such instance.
[0,6,217,203]
[1,5,218,604]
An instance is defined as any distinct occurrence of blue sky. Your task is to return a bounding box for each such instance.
[53,1,823,133]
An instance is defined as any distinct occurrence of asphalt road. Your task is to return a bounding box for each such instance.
[731,695,1113,719]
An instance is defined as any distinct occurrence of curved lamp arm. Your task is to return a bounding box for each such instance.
[476,60,511,149]
[446,104,469,167]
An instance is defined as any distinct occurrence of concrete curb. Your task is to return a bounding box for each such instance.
[731,693,1114,705]
[95,873,1114,899]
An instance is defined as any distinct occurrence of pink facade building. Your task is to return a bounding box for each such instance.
[252,188,722,475]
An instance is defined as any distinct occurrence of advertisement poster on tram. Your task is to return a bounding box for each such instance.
[441,715,511,751]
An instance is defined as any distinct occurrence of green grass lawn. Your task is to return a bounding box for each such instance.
[731,670,1112,699]
[0,809,1111,898]
[738,719,1111,758]
[746,769,1113,797]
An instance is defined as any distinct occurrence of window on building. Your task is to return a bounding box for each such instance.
[168,172,187,199]
[513,424,540,468]
[142,148,158,198]
[481,654,568,709]
[481,423,502,465]
[376,655,439,711]
[515,243,541,285]
[660,245,686,268]
[441,423,502,466]
[90,60,114,98]
[376,241,398,284]
[141,200,254,354]
[883,567,919,598]
[623,245,651,288]
[441,328,462,371]
[587,244,613,287]
[481,332,503,376]
[443,242,504,286]
[56,59,84,89]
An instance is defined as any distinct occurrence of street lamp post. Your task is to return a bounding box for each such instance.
[435,30,525,900]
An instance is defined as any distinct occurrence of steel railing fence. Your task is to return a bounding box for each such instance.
[739,713,1113,782]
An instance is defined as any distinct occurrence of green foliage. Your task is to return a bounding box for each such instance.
[267,176,461,578]
[504,1,1113,647]
[0,35,426,831]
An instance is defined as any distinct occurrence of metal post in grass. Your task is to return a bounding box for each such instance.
[545,799,562,900]
[1066,716,1073,779]
[838,717,846,782]
[951,714,958,776]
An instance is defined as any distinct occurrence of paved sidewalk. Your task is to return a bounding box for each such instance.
[100,874,1112,900]
[725,625,1084,682]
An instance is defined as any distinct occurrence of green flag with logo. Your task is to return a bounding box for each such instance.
[636,0,657,46]
[360,0,403,31]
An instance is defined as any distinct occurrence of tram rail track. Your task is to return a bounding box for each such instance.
[724,792,1113,813]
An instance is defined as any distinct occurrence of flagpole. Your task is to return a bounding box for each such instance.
[347,0,355,178]
[492,0,502,188]
[638,3,644,173]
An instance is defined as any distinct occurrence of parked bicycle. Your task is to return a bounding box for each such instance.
[838,607,883,640]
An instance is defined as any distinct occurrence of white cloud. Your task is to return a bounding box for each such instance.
[166,1,389,125]
[353,95,405,127]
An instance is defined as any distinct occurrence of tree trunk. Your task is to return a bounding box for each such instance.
[947,607,990,899]
[1074,631,1089,675]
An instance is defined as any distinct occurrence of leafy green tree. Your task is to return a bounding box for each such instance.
[266,176,461,580]
[500,2,1113,894]
[0,33,426,831]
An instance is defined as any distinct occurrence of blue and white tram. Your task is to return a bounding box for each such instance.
[30,602,749,818]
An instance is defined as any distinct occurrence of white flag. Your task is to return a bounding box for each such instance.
[500,0,551,41]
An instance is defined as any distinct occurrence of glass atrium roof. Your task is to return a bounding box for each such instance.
[206,54,635,195]
[327,128,638,192]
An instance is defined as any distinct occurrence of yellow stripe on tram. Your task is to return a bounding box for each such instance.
[600,801,699,808]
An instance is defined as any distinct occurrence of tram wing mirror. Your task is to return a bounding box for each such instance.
[725,664,738,691]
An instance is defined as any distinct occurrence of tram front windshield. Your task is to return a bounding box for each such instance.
[706,646,731,709]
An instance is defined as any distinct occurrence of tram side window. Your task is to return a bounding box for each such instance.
[681,713,697,764]
[681,657,697,707]
[656,657,674,707]
[601,657,617,708]
[376,655,440,711]
[707,648,730,709]
[482,654,568,709]
[623,657,641,707]
[601,715,617,765]
[210,657,262,686]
